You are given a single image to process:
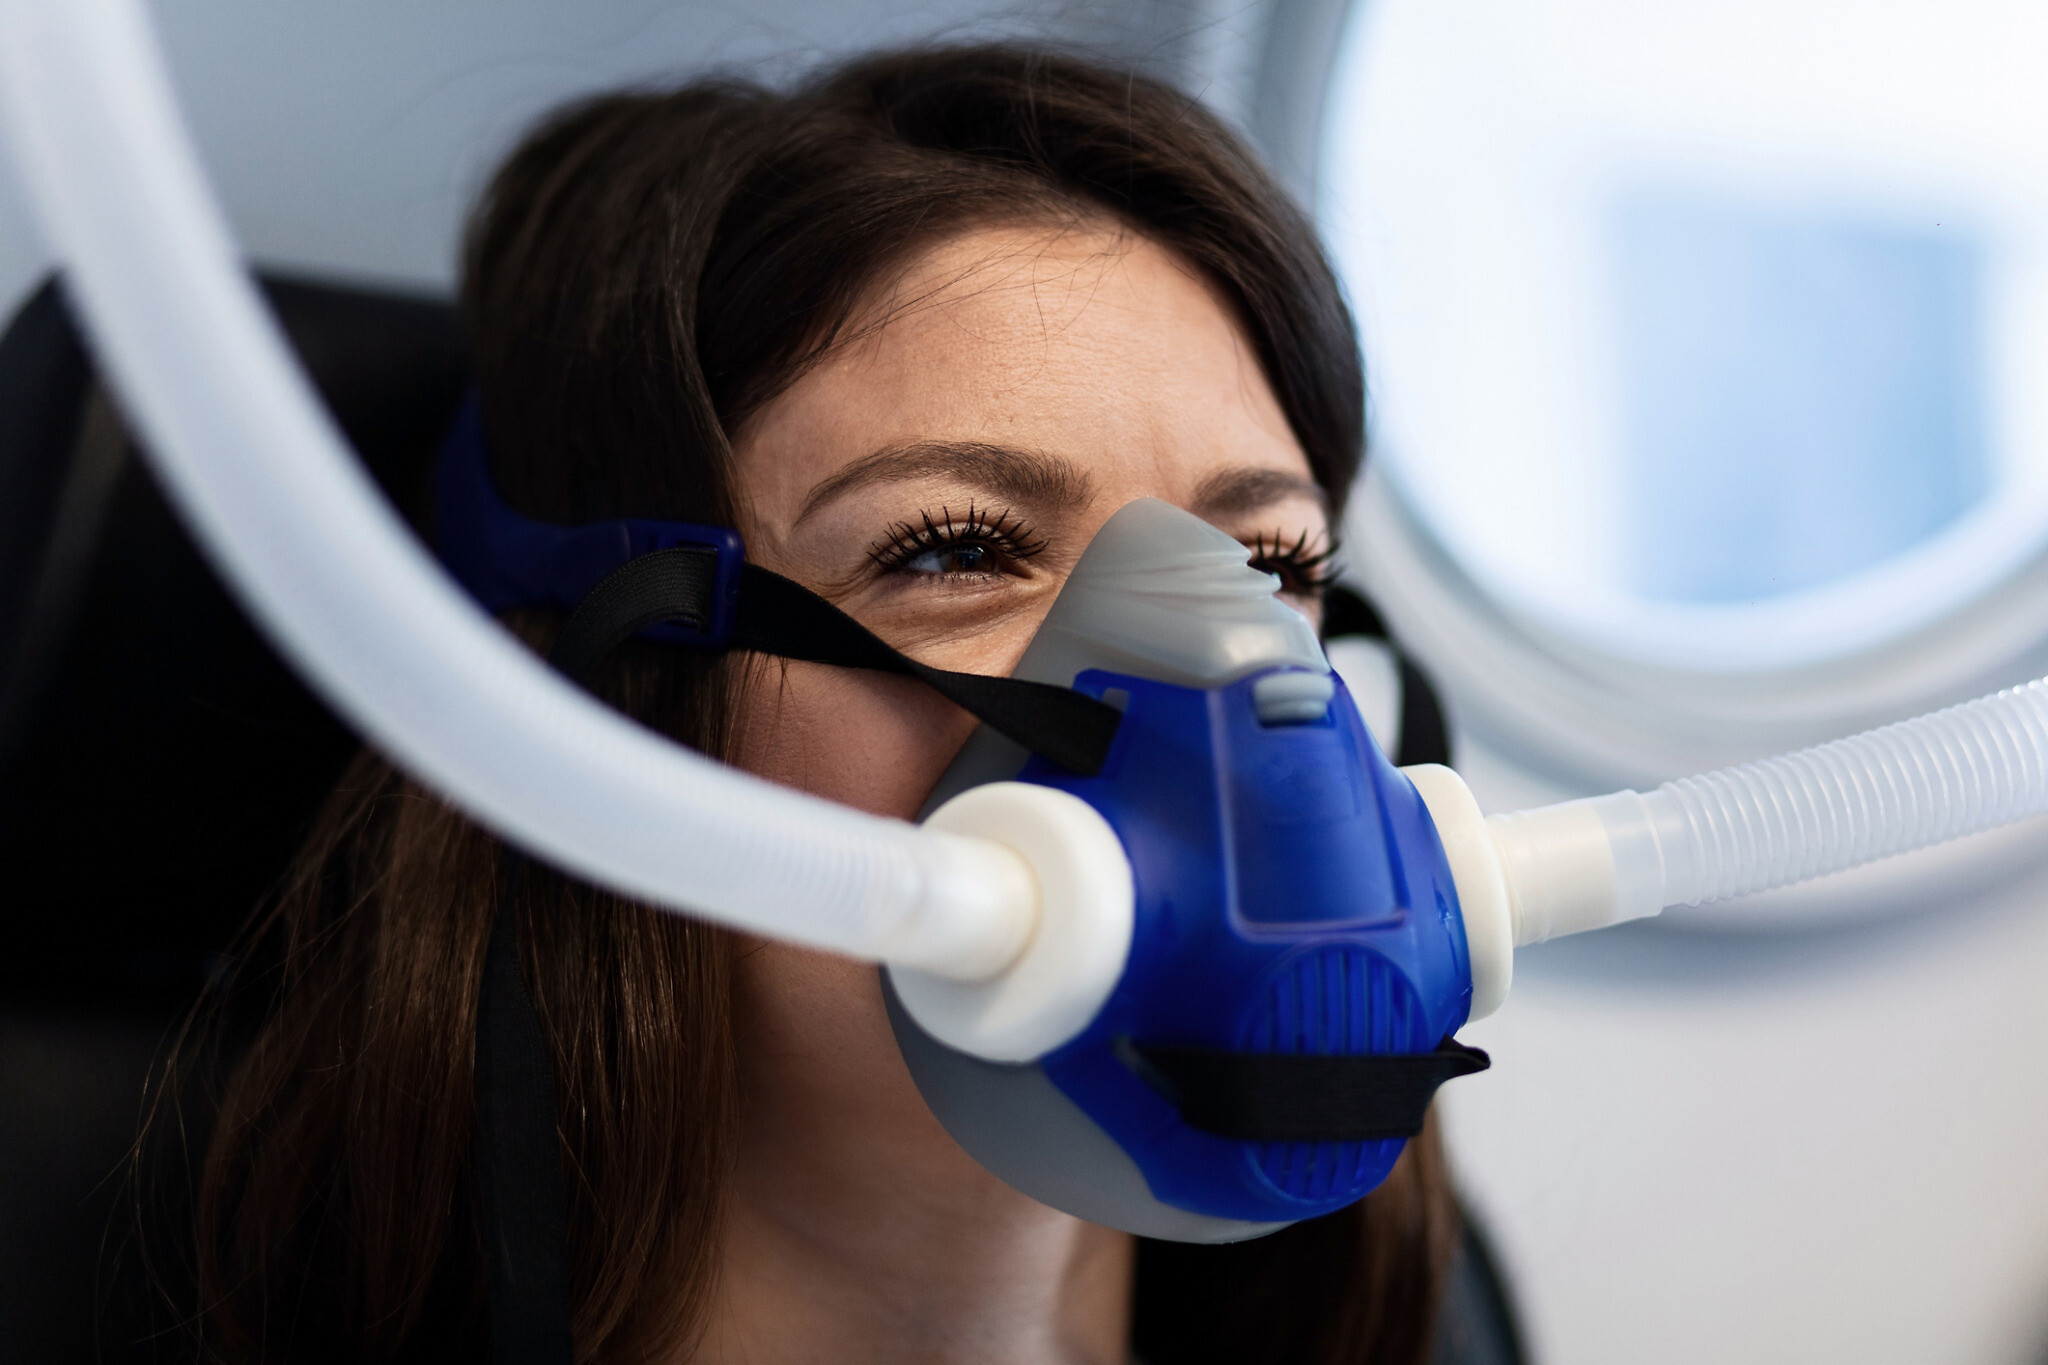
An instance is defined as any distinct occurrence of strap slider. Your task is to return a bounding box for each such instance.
[629,524,743,650]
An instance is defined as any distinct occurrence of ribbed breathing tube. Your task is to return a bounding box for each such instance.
[1420,678,2048,1018]
[1516,677,2048,933]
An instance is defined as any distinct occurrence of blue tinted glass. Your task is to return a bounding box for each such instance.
[1610,191,1989,603]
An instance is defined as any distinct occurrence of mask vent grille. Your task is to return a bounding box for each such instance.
[1239,944,1426,1201]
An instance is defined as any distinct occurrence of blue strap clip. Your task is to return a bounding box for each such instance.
[434,395,744,650]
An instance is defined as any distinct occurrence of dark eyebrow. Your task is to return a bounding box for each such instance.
[1189,467,1329,521]
[794,440,1095,526]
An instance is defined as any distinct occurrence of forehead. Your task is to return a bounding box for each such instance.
[733,220,1317,525]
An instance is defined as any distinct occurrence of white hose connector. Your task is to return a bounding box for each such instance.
[1405,765,1515,1020]
[0,0,1089,1008]
[1412,677,2048,1019]
[891,784,1136,1061]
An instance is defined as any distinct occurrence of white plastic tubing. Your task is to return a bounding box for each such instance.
[0,0,1040,981]
[1492,677,2048,944]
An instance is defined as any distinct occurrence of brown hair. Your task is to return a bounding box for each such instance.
[187,45,1457,1364]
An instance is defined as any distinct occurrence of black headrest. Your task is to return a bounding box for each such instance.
[0,274,468,997]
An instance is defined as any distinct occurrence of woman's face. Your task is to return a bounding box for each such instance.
[717,220,1331,1260]
[731,220,1331,813]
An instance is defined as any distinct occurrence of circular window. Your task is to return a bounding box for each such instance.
[1317,0,2048,807]
[1321,0,2048,671]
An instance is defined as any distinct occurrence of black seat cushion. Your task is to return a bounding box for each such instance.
[0,273,467,1363]
[0,274,467,997]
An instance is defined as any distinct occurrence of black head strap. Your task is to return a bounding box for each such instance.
[473,854,574,1365]
[1322,584,1452,768]
[553,547,1122,776]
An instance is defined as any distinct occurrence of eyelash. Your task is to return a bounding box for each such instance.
[1246,529,1340,595]
[869,504,1049,575]
[866,508,1337,593]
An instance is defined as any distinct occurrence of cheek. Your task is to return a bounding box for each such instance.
[730,937,989,1192]
[733,939,906,1118]
[726,655,980,818]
